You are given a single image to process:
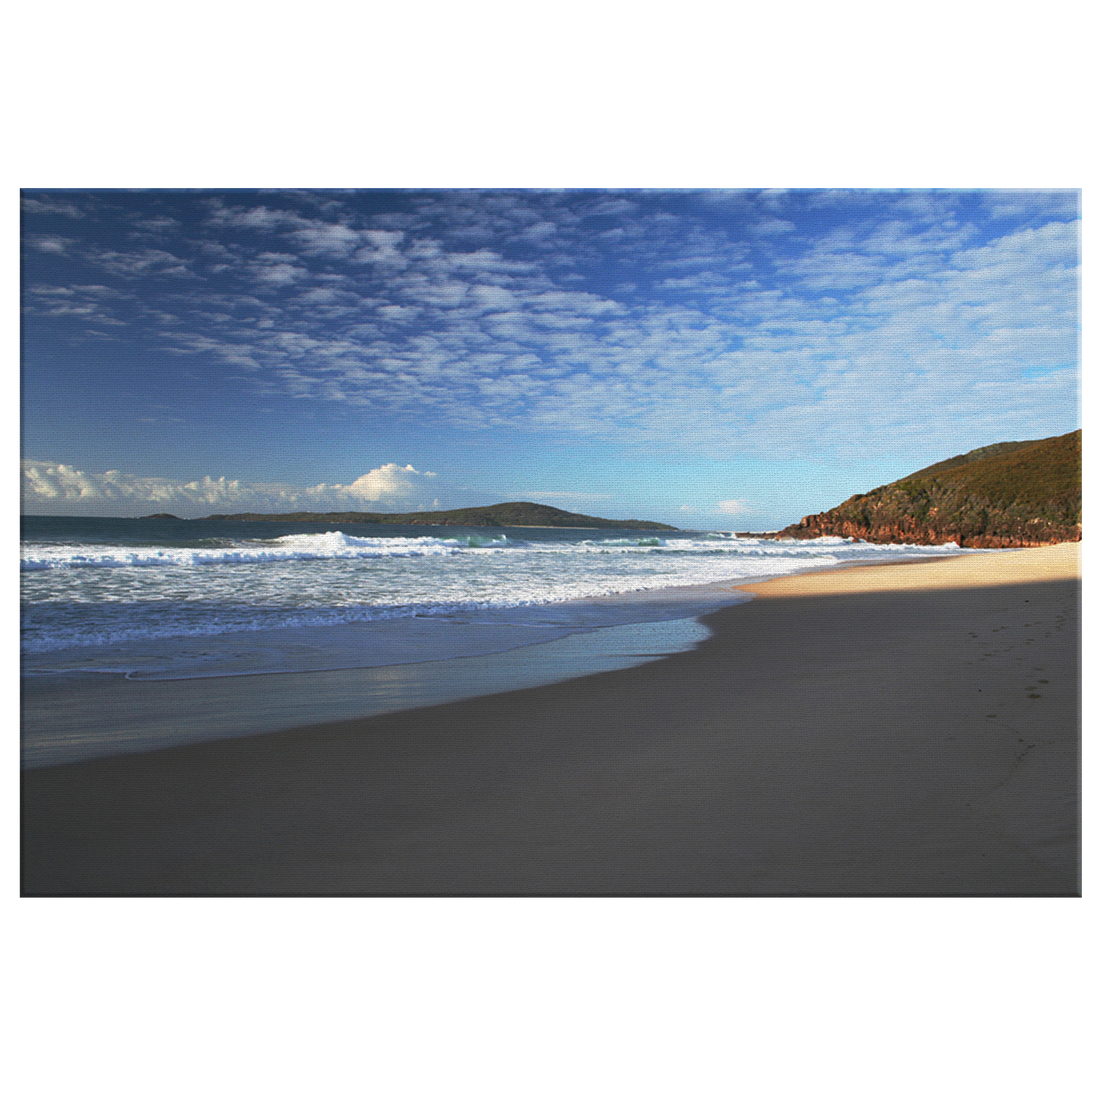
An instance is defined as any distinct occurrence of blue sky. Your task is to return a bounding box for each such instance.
[21,188,1079,528]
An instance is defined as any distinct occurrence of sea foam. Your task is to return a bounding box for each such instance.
[21,527,988,658]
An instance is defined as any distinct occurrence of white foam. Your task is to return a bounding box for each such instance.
[21,529,975,572]
[21,530,992,656]
[19,530,509,570]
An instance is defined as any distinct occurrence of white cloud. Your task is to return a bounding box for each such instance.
[715,500,750,515]
[750,216,796,234]
[296,287,341,305]
[129,215,181,234]
[316,464,436,503]
[980,190,1078,220]
[585,198,638,217]
[21,461,247,509]
[90,248,192,278]
[26,191,1079,469]
[291,223,364,257]
[21,461,439,517]
[22,197,83,217]
[352,230,406,264]
[23,462,102,501]
[29,236,73,253]
[246,252,306,286]
[204,203,308,232]
[657,271,738,291]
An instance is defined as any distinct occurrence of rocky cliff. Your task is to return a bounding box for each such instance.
[779,430,1081,548]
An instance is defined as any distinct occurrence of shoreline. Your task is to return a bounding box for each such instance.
[731,541,1079,596]
[20,615,715,769]
[19,544,994,768]
[20,544,980,766]
[22,544,1080,895]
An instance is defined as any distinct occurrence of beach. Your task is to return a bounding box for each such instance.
[21,543,1079,896]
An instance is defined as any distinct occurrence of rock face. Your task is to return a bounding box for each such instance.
[779,430,1081,548]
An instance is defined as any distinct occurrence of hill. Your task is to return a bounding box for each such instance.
[778,430,1081,548]
[202,501,678,531]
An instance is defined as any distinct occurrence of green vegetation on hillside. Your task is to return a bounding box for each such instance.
[779,430,1081,548]
[925,431,1081,513]
[903,439,1045,480]
[202,500,678,531]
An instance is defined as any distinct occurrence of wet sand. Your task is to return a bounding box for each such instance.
[21,544,1080,896]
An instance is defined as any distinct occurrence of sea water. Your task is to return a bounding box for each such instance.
[21,516,987,766]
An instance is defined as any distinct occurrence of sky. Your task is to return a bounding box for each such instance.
[20,188,1079,529]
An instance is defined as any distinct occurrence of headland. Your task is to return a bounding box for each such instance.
[193,501,678,530]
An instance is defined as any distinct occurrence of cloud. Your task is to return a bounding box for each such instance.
[89,247,193,278]
[21,460,439,517]
[315,464,436,503]
[246,254,306,285]
[750,216,795,234]
[980,190,1078,220]
[204,202,309,232]
[129,215,180,234]
[28,236,73,253]
[21,190,1080,468]
[657,271,739,291]
[715,500,750,515]
[352,230,405,263]
[291,223,365,257]
[22,283,131,327]
[584,198,638,217]
[23,462,103,502]
[22,461,248,510]
[22,197,84,217]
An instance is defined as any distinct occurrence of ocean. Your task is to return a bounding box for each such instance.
[21,515,988,766]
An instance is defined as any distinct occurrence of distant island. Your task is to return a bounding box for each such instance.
[779,429,1081,548]
[172,501,679,531]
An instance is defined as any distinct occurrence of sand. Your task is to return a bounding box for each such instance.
[21,544,1080,896]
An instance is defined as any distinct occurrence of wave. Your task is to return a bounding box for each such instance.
[20,531,513,571]
[20,529,975,572]
[21,528,993,657]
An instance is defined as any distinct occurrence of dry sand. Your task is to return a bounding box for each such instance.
[21,544,1080,896]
